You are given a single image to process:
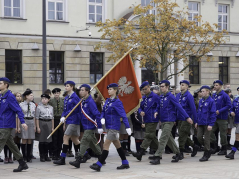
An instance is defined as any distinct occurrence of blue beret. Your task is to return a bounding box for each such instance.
[52,88,61,94]
[213,80,223,85]
[140,81,149,89]
[237,87,239,91]
[0,77,10,83]
[159,80,170,85]
[107,83,118,89]
[180,80,190,86]
[64,81,75,86]
[80,84,91,90]
[200,85,210,91]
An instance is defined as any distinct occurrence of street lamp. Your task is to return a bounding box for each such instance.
[42,0,47,93]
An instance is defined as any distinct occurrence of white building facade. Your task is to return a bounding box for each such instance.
[0,0,239,96]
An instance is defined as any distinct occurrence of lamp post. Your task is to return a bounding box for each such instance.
[42,0,47,93]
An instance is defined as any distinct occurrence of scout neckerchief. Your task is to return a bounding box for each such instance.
[179,90,187,104]
[214,89,222,104]
[199,96,209,112]
[104,96,115,111]
[144,92,151,108]
[57,99,60,114]
[64,92,73,110]
[27,102,32,117]
[235,98,239,112]
[0,89,8,105]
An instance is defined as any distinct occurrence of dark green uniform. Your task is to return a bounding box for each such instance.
[49,97,64,158]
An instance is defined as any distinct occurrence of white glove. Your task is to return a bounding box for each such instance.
[126,128,132,136]
[98,128,103,134]
[101,118,105,125]
[60,117,65,123]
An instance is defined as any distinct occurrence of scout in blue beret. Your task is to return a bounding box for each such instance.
[49,88,64,160]
[176,80,198,159]
[36,94,54,162]
[140,81,149,89]
[64,81,75,86]
[150,80,191,165]
[200,85,210,91]
[132,81,160,162]
[180,80,190,86]
[0,77,29,172]
[211,80,231,155]
[53,80,81,165]
[90,83,131,172]
[69,83,103,168]
[213,80,223,86]
[80,84,91,91]
[195,85,216,161]
[159,80,170,85]
[226,90,239,159]
[107,83,118,89]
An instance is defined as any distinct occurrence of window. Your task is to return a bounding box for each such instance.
[141,0,156,15]
[219,57,229,83]
[3,0,23,18]
[90,52,103,84]
[218,4,228,31]
[5,50,22,84]
[88,0,105,23]
[141,68,158,85]
[47,0,66,21]
[49,51,64,84]
[189,56,199,84]
[188,2,199,26]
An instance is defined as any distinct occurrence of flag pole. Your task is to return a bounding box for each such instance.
[47,48,134,139]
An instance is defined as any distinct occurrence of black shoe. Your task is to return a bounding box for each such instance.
[225,150,235,159]
[117,164,130,169]
[31,155,36,159]
[149,156,160,165]
[69,157,81,168]
[132,148,144,161]
[45,154,51,162]
[172,152,184,160]
[81,153,91,163]
[40,155,45,162]
[171,153,180,163]
[13,159,28,172]
[90,163,101,172]
[218,145,227,155]
[199,151,209,162]
[148,155,157,160]
[53,157,65,165]
[0,158,3,162]
[191,145,199,157]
